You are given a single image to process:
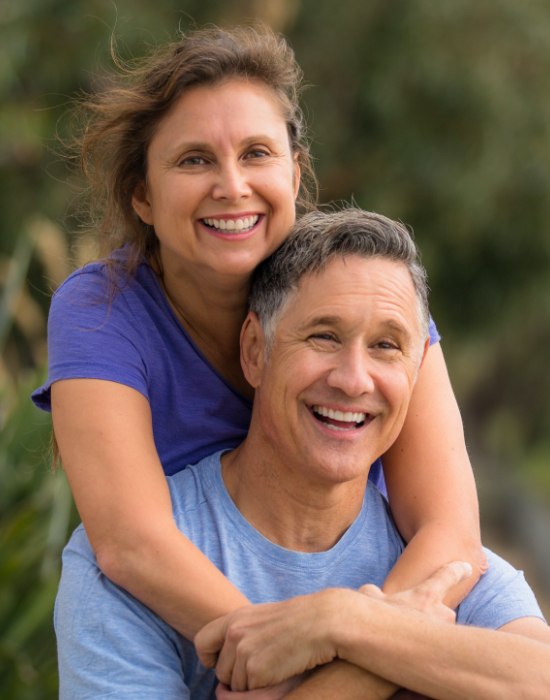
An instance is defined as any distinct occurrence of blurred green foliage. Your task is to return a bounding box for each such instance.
[1,0,550,696]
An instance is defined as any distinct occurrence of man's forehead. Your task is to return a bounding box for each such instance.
[278,256,418,328]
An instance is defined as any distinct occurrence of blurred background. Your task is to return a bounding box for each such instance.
[1,0,549,696]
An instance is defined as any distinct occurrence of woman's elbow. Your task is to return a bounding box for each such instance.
[95,539,137,588]
[94,530,160,590]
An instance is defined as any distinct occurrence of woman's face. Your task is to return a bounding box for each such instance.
[132,79,300,285]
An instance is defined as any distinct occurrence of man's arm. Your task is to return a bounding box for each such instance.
[195,563,468,691]
[196,563,550,699]
[339,601,550,700]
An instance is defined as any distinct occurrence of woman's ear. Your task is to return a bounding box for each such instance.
[293,157,301,201]
[240,312,266,389]
[131,182,154,225]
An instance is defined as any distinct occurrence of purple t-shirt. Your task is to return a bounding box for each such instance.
[32,255,440,484]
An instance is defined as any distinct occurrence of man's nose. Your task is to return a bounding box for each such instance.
[326,345,376,397]
[211,161,252,201]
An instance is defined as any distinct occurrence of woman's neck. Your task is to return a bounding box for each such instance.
[156,255,253,399]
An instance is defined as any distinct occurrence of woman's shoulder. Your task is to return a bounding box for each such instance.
[52,250,154,308]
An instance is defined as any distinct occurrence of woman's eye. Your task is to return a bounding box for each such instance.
[244,148,270,160]
[178,154,208,166]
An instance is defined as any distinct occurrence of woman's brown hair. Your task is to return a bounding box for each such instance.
[74,23,318,275]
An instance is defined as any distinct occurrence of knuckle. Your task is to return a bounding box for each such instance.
[360,583,383,597]
[226,624,244,644]
[415,589,437,611]
[245,654,264,689]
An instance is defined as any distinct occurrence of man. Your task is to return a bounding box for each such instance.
[56,209,549,699]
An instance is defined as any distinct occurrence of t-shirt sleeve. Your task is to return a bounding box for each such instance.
[56,528,192,699]
[31,269,149,411]
[457,548,545,629]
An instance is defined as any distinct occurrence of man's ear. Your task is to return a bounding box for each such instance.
[131,182,154,225]
[240,312,266,389]
[419,338,430,369]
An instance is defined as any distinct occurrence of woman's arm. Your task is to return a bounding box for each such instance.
[52,378,249,639]
[382,342,485,605]
[284,661,397,700]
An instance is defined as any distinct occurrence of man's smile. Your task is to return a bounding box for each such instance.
[309,404,373,432]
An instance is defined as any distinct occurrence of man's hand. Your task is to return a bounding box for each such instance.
[196,562,472,693]
[195,590,343,691]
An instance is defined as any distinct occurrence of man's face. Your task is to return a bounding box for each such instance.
[247,255,428,488]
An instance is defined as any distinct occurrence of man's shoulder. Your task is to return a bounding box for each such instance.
[457,547,545,629]
[167,452,223,518]
[364,483,404,542]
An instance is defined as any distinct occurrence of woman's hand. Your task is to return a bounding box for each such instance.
[360,561,472,624]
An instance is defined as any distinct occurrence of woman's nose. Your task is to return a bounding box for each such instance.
[211,161,252,201]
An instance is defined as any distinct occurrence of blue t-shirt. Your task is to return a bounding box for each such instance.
[31,253,440,483]
[55,451,544,700]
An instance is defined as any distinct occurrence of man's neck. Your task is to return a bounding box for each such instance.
[221,441,369,553]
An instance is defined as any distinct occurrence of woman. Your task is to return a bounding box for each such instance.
[33,24,482,696]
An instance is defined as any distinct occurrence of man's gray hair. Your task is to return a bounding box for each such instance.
[249,207,430,344]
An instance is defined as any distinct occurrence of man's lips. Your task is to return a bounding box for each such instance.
[310,404,372,431]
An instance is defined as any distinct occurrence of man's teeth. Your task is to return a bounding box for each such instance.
[203,215,259,232]
[312,406,366,424]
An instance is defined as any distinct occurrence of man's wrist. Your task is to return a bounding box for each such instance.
[324,589,371,664]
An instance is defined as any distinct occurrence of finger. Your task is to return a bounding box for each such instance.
[358,583,385,599]
[213,635,239,688]
[480,551,490,575]
[228,646,250,693]
[215,683,256,700]
[215,683,232,700]
[418,561,473,599]
[195,616,230,669]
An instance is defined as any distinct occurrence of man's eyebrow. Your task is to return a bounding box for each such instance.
[381,319,410,335]
[379,319,414,344]
[297,315,415,341]
[297,315,342,331]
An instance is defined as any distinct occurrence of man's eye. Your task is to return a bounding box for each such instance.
[309,333,337,343]
[374,341,399,351]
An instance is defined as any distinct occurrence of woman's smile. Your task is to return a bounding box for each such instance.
[132,79,300,285]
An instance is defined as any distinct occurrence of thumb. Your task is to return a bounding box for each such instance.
[195,616,229,668]
[444,560,473,583]
[423,560,473,598]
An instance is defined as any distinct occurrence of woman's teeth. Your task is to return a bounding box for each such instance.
[203,215,260,232]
